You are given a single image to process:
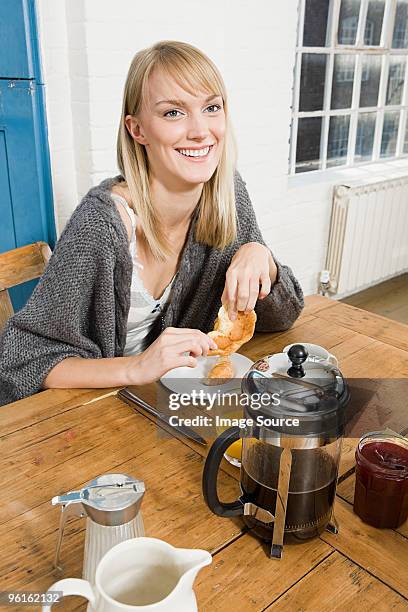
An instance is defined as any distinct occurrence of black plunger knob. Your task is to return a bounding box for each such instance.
[287,344,308,378]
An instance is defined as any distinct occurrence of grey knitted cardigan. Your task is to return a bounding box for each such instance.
[0,172,304,406]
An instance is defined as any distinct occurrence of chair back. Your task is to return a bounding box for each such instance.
[0,241,52,332]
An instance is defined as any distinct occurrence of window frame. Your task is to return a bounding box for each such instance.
[290,0,408,174]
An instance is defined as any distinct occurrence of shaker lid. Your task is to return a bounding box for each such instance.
[52,473,145,526]
[82,473,145,512]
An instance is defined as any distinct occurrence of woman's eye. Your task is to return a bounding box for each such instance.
[164,104,222,118]
[205,104,222,113]
[164,109,184,118]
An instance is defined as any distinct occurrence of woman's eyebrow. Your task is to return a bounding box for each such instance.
[155,94,221,107]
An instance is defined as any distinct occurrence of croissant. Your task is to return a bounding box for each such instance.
[204,357,235,386]
[207,306,257,357]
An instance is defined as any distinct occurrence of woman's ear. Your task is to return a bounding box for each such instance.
[125,115,148,145]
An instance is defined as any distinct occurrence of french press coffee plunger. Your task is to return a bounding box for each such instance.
[52,473,145,582]
[203,345,350,559]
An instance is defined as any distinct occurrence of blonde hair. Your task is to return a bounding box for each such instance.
[117,40,238,260]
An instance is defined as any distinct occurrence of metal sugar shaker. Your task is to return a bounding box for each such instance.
[52,473,145,583]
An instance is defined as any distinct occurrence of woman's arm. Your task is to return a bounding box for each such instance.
[230,172,304,331]
[255,255,304,332]
[42,355,138,389]
[0,201,121,407]
[43,327,217,389]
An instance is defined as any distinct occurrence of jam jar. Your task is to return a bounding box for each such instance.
[354,431,408,528]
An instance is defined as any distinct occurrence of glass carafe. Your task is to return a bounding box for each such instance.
[240,435,342,539]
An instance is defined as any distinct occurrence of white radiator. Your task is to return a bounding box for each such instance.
[325,177,408,297]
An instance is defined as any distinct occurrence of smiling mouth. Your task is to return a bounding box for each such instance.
[175,145,214,159]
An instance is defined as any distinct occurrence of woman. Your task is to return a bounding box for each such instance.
[0,41,304,406]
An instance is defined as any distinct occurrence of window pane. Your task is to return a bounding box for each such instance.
[380,111,400,157]
[392,0,408,49]
[331,55,355,109]
[386,56,406,105]
[364,1,385,45]
[299,54,327,111]
[296,117,322,173]
[403,119,408,153]
[338,0,361,44]
[303,0,330,46]
[355,112,376,161]
[327,115,350,167]
[359,55,381,107]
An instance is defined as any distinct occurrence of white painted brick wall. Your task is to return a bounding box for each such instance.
[36,0,78,234]
[36,0,408,297]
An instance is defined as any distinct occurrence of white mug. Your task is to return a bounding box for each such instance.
[42,537,212,612]
[283,343,338,366]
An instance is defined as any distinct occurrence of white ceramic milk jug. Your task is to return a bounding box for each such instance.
[43,537,212,612]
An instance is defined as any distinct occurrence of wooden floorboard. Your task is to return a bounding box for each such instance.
[342,274,408,325]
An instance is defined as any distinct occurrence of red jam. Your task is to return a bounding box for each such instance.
[354,435,408,529]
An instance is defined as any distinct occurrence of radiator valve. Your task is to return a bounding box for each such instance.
[319,270,331,295]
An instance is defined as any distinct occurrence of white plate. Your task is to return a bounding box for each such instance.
[160,353,254,396]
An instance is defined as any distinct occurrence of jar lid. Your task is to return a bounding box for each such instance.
[357,432,408,480]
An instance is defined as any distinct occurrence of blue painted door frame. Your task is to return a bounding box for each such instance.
[0,0,56,310]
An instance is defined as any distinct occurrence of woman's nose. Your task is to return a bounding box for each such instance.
[186,113,209,140]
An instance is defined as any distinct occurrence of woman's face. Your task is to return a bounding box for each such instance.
[126,69,226,189]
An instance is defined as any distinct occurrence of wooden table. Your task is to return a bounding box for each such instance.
[1,295,407,611]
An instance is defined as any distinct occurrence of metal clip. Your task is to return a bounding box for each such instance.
[244,502,274,524]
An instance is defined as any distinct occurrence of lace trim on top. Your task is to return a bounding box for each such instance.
[111,192,175,305]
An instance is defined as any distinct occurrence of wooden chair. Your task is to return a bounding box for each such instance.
[0,241,52,332]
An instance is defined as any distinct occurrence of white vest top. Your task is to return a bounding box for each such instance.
[111,193,175,356]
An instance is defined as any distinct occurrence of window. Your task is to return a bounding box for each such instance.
[290,0,408,173]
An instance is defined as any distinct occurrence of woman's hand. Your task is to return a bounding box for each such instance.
[222,242,278,321]
[126,327,218,385]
